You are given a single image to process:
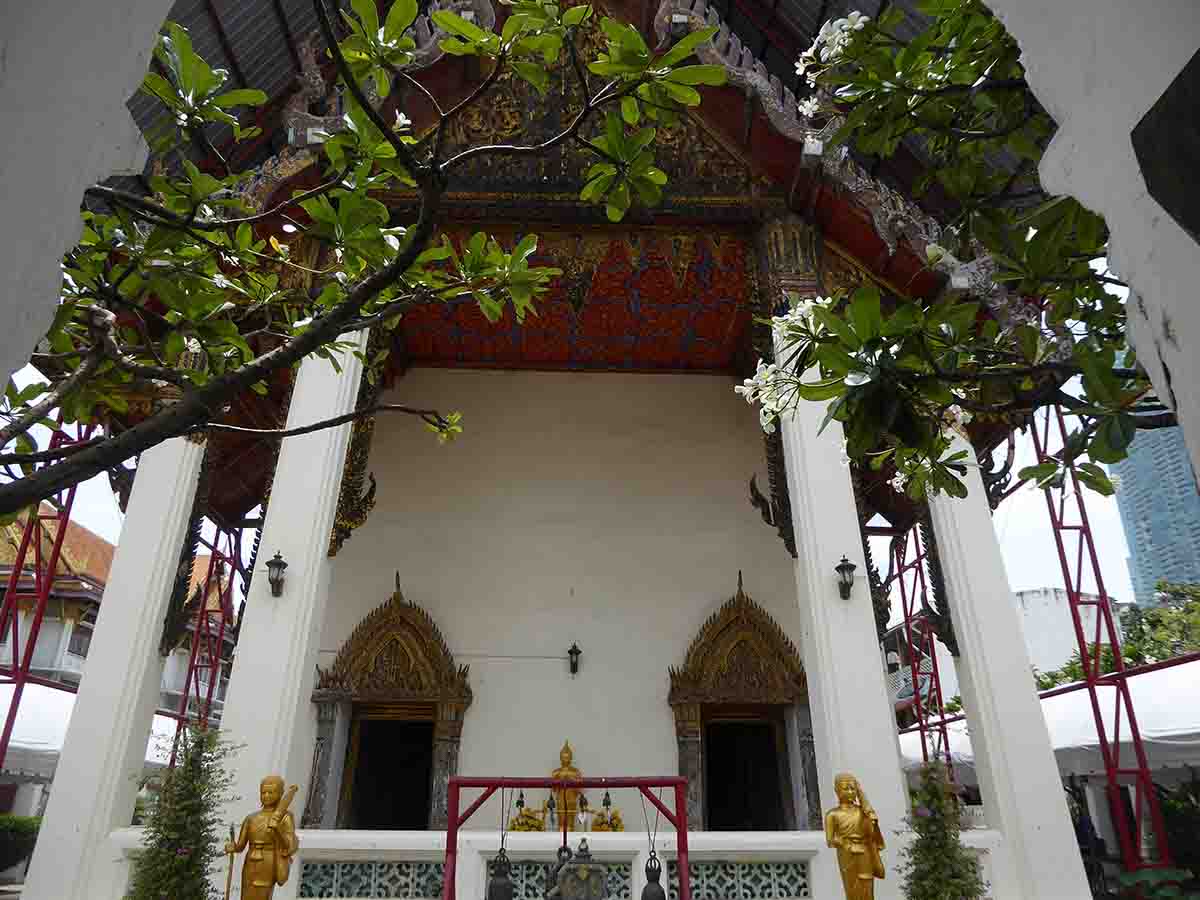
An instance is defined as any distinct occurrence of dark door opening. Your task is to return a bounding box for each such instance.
[348,719,434,829]
[704,718,789,830]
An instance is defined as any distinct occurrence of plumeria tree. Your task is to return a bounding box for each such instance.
[735,0,1173,500]
[0,0,725,516]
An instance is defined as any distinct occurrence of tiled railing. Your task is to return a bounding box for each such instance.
[299,859,634,900]
[300,860,446,898]
[667,861,810,900]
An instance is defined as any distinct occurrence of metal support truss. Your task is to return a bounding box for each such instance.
[0,421,96,769]
[869,519,954,773]
[163,524,242,762]
[892,523,954,771]
[1029,404,1171,870]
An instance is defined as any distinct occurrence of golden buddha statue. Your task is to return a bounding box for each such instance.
[824,773,885,900]
[551,740,584,829]
[225,776,299,900]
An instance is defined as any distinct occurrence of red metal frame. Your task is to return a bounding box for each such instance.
[890,526,954,772]
[1029,404,1172,870]
[166,525,241,761]
[0,421,96,770]
[869,521,954,772]
[443,776,691,900]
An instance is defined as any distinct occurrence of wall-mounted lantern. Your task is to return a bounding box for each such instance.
[266,552,288,598]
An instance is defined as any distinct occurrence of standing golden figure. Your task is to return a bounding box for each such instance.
[824,773,885,900]
[225,775,299,900]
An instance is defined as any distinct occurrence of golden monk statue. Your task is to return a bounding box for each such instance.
[551,740,584,830]
[824,773,885,900]
[225,775,299,900]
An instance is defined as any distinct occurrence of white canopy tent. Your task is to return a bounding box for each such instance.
[899,659,1200,783]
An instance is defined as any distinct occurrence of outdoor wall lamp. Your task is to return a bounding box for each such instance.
[266,551,288,597]
[835,556,858,600]
[567,642,582,677]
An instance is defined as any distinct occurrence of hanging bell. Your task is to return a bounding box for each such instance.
[641,851,666,900]
[487,847,515,900]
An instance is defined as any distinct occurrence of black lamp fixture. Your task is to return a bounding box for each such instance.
[567,642,582,677]
[835,555,857,600]
[266,551,288,597]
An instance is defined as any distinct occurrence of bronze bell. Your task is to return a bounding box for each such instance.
[641,851,666,900]
[553,839,606,900]
[487,847,515,900]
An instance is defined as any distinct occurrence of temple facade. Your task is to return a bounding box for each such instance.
[18,4,1097,900]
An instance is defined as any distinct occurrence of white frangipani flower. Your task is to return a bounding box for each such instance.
[798,96,821,118]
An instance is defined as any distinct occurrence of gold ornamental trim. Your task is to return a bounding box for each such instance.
[668,573,806,707]
[314,574,472,707]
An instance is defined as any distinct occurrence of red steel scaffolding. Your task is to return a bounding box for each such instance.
[1029,404,1172,870]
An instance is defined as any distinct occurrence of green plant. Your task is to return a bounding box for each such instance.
[1158,771,1200,881]
[125,727,236,900]
[734,0,1173,501]
[1118,867,1200,899]
[0,814,40,872]
[897,763,986,900]
[0,0,726,516]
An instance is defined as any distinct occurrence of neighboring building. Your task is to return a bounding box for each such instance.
[1110,427,1200,605]
[882,587,1131,705]
[0,514,234,727]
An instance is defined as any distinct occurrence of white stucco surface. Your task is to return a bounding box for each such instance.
[0,0,171,383]
[985,0,1200,471]
[322,369,801,825]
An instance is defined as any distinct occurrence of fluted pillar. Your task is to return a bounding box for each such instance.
[928,435,1090,900]
[23,436,206,900]
[217,336,365,898]
[777,357,907,899]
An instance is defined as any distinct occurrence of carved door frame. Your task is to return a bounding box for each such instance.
[308,577,472,829]
[668,575,807,830]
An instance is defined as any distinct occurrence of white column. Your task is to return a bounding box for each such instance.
[928,436,1089,900]
[23,436,206,900]
[777,392,907,895]
[217,338,365,897]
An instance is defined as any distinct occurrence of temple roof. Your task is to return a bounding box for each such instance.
[112,0,1011,529]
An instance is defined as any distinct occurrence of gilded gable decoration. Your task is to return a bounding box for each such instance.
[668,572,806,707]
[314,574,471,707]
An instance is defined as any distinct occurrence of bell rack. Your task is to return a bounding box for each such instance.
[443,776,691,900]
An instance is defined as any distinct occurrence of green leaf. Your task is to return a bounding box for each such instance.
[658,80,701,106]
[351,0,381,38]
[657,25,717,68]
[621,96,640,125]
[848,285,882,342]
[210,88,268,108]
[663,64,726,86]
[1018,462,1059,484]
[385,0,419,40]
[512,61,549,95]
[562,5,592,26]
[432,10,488,41]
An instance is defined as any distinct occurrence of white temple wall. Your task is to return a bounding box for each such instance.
[985,0,1200,472]
[322,368,802,826]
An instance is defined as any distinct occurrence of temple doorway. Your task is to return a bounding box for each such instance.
[669,576,811,830]
[703,707,791,830]
[307,582,473,829]
[343,708,435,829]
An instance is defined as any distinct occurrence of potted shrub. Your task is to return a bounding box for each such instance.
[898,763,987,900]
[0,814,40,873]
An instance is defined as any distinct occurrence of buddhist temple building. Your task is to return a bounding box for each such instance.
[12,1,1110,899]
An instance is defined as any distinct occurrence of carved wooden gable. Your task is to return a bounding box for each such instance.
[315,576,472,706]
[399,22,776,224]
[669,574,805,706]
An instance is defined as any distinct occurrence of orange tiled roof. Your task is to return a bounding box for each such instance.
[0,504,115,586]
